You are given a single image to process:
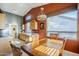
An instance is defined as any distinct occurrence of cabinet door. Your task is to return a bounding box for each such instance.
[0,14,5,29]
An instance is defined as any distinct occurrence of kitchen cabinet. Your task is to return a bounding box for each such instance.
[0,13,5,29]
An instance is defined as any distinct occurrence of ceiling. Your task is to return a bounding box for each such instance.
[0,3,47,16]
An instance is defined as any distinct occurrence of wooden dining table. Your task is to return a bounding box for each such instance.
[21,39,64,56]
[21,44,60,56]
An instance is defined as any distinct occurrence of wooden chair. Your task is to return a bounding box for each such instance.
[32,40,39,49]
[32,38,47,55]
[32,39,66,56]
[9,41,22,56]
[59,39,66,56]
[49,38,66,56]
[32,38,46,49]
[50,34,58,40]
[18,33,29,42]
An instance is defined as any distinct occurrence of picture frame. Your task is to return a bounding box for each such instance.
[40,22,44,30]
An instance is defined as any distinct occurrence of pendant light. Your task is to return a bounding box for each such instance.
[37,7,47,21]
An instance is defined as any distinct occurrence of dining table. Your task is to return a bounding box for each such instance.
[21,39,64,56]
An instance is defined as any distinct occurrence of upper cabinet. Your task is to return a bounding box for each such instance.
[30,19,37,30]
[0,13,6,29]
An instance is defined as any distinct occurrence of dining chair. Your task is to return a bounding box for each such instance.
[59,39,66,56]
[50,34,58,40]
[49,38,66,56]
[9,41,22,56]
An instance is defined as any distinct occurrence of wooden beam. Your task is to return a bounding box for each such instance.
[24,3,77,19]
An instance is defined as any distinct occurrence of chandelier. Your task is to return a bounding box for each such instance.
[37,7,47,21]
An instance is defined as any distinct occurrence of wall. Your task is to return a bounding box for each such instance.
[65,39,78,54]
[0,12,23,37]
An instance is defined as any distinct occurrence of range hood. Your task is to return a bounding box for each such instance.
[0,9,6,29]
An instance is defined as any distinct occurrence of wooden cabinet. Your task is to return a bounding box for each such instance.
[30,19,37,30]
[0,13,5,29]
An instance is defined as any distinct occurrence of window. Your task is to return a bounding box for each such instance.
[25,22,32,35]
[25,15,32,35]
[47,10,77,40]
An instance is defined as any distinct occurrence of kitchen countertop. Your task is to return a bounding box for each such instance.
[0,36,13,39]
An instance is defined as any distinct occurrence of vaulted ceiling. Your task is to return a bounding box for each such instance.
[0,3,47,16]
[0,3,77,19]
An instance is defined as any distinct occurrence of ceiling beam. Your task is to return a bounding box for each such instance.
[24,3,77,19]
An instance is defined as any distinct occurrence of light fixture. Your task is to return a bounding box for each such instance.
[37,7,47,21]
